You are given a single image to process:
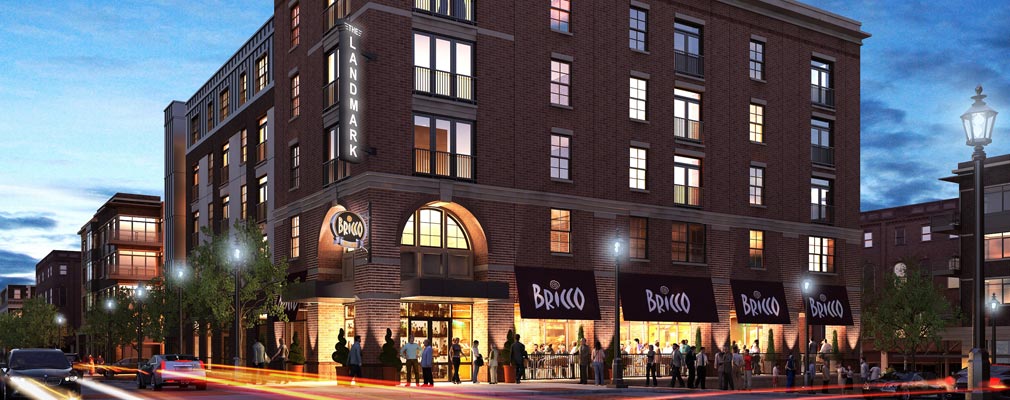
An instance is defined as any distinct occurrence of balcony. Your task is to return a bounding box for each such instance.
[414,0,474,24]
[674,185,702,207]
[811,144,835,166]
[811,85,835,108]
[111,230,162,245]
[324,80,338,110]
[674,117,702,141]
[811,203,835,224]
[323,159,350,185]
[930,212,961,233]
[109,264,159,280]
[325,1,350,33]
[413,148,474,180]
[256,202,268,222]
[674,50,704,78]
[414,66,474,102]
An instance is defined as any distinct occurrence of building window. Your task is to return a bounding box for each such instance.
[985,232,1010,261]
[674,89,701,141]
[808,236,835,273]
[221,143,230,184]
[413,33,474,102]
[256,54,269,92]
[811,59,833,107]
[325,50,338,108]
[290,4,300,48]
[550,209,571,253]
[864,231,872,248]
[671,222,705,263]
[257,176,268,221]
[749,230,764,269]
[749,104,764,143]
[206,103,214,132]
[323,127,350,184]
[550,60,571,107]
[290,145,300,189]
[550,0,571,33]
[291,74,300,117]
[290,216,300,259]
[59,265,67,275]
[629,7,647,51]
[921,225,932,242]
[630,217,647,259]
[749,40,764,80]
[629,147,647,190]
[191,164,199,198]
[413,114,474,180]
[208,202,214,224]
[749,166,764,206]
[222,195,230,221]
[674,156,701,206]
[257,116,268,163]
[629,77,647,120]
[413,0,474,23]
[219,89,230,120]
[240,185,248,220]
[191,211,200,247]
[207,153,214,186]
[240,129,248,164]
[190,115,199,145]
[985,184,1010,214]
[894,227,906,246]
[550,134,570,180]
[239,73,248,105]
[674,22,703,77]
[810,178,832,223]
[811,119,833,165]
[401,208,470,250]
[419,209,442,247]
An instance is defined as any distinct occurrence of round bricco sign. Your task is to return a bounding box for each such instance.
[330,211,366,248]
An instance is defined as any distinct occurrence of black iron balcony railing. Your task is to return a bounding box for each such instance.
[811,203,835,224]
[111,230,162,244]
[674,117,702,141]
[414,66,474,102]
[674,185,702,207]
[414,0,475,24]
[324,80,339,110]
[674,50,704,77]
[811,144,835,166]
[811,85,835,108]
[413,148,473,180]
[323,159,350,185]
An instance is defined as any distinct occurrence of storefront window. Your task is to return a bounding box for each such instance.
[514,304,584,352]
[619,317,703,354]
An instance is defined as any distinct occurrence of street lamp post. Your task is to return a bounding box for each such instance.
[174,264,187,354]
[961,85,997,395]
[992,294,1000,365]
[610,239,627,388]
[55,314,67,350]
[803,279,812,383]
[104,298,115,362]
[135,284,146,360]
[232,247,242,369]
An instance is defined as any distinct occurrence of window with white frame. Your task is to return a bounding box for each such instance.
[550,134,570,180]
[749,104,764,143]
[629,147,647,190]
[629,77,647,120]
[808,236,835,273]
[551,60,571,106]
[674,89,701,140]
[921,225,932,242]
[290,216,300,259]
[550,0,571,33]
[864,231,872,248]
[749,166,764,206]
[629,7,647,51]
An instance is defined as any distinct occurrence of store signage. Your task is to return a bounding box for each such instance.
[620,274,719,322]
[804,285,854,325]
[730,280,791,324]
[515,266,600,320]
[338,22,365,163]
[329,211,366,248]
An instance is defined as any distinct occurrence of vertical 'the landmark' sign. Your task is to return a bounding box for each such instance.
[338,22,365,163]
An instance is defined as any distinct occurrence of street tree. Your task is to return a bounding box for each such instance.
[79,290,143,361]
[0,298,62,350]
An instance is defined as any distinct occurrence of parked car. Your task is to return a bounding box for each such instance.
[101,357,144,378]
[0,348,81,399]
[136,354,207,391]
[862,370,945,399]
[944,364,1010,400]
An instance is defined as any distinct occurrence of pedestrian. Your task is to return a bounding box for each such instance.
[751,340,761,375]
[869,364,881,381]
[837,363,845,391]
[805,360,815,391]
[570,340,579,380]
[732,346,743,390]
[785,354,796,390]
[743,348,753,390]
[807,339,817,370]
[685,345,696,389]
[95,355,105,377]
[670,343,684,387]
[772,363,779,388]
[718,346,734,390]
[578,338,591,384]
[635,338,643,354]
[421,339,434,387]
[488,344,499,384]
[592,340,604,386]
[271,335,289,384]
[400,335,420,386]
[695,346,708,389]
[511,334,527,384]
[252,337,268,384]
[450,337,462,384]
[645,344,658,386]
[87,354,95,376]
[470,340,482,384]
[348,335,363,385]
[859,357,868,384]
[845,365,854,393]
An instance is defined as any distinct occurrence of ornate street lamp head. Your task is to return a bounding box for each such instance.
[961,85,997,148]
[613,240,621,256]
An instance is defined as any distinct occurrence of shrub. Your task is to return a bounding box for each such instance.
[289,333,306,365]
[379,328,402,369]
[332,328,349,365]
[502,329,515,364]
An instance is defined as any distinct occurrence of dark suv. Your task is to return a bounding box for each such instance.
[1,348,81,399]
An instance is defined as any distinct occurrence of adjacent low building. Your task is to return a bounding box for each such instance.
[36,250,82,352]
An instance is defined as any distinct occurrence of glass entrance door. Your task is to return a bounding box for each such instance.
[410,318,453,380]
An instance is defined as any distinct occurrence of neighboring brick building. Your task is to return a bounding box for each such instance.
[166,0,868,379]
[35,250,82,351]
[0,284,36,315]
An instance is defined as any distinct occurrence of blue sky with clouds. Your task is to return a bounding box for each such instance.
[0,1,1008,281]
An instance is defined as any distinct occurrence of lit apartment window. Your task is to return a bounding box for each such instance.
[749,230,764,269]
[240,129,248,164]
[630,217,647,259]
[413,33,473,101]
[864,231,872,248]
[629,147,646,190]
[291,74,300,117]
[208,202,214,224]
[749,166,764,206]
[221,143,230,184]
[414,0,474,23]
[674,89,701,140]
[13,289,20,300]
[220,89,230,119]
[922,225,932,242]
[674,156,701,206]
[325,50,338,108]
[811,119,833,165]
[986,232,1010,260]
[256,54,269,92]
[749,40,764,80]
[629,7,647,51]
[550,60,571,106]
[808,236,835,273]
[206,103,214,132]
[672,222,705,263]
[290,4,300,48]
[749,104,764,143]
[895,227,906,245]
[323,127,350,184]
[257,116,268,163]
[550,0,571,33]
[811,59,834,107]
[674,22,703,77]
[257,176,268,221]
[290,216,300,259]
[208,153,215,187]
[191,164,199,198]
[290,145,300,189]
[629,77,647,120]
[413,114,473,180]
[550,209,571,253]
[810,178,832,223]
[192,211,200,247]
[222,195,230,221]
[550,134,570,180]
[240,185,248,220]
[239,73,248,105]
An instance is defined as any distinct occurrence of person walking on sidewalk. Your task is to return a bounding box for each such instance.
[645,345,658,386]
[271,336,289,384]
[348,335,363,386]
[670,343,684,387]
[511,335,527,384]
[772,363,780,388]
[695,347,708,389]
[450,337,463,384]
[401,336,420,387]
[488,345,499,384]
[743,348,753,390]
[751,340,762,375]
[718,346,734,390]
[471,340,483,384]
[859,357,868,384]
[252,338,268,384]
[685,345,697,389]
[578,338,590,384]
[591,340,605,386]
[732,346,743,390]
[421,339,434,387]
[785,354,796,390]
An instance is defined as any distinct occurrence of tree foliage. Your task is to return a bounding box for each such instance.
[0,298,62,350]
[289,334,305,365]
[379,328,401,369]
[332,328,348,365]
[766,328,776,365]
[79,289,151,360]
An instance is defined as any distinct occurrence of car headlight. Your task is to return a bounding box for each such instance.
[64,375,78,382]
[10,376,25,382]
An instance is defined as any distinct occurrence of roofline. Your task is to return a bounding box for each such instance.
[720,0,871,44]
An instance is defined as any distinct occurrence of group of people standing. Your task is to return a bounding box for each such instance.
[399,336,488,386]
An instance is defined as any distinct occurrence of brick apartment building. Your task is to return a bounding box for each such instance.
[166,0,868,380]
[36,250,82,351]
[0,284,36,315]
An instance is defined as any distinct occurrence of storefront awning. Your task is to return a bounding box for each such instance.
[514,266,601,320]
[400,278,509,300]
[730,279,791,325]
[619,274,719,322]
[804,284,855,326]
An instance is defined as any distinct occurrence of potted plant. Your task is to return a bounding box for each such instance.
[603,337,616,381]
[501,329,515,383]
[378,328,402,385]
[831,330,841,371]
[289,333,306,374]
[695,327,702,349]
[332,328,349,380]
[766,329,777,369]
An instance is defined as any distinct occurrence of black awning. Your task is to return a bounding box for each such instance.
[730,279,792,325]
[514,266,601,320]
[804,284,855,326]
[619,273,719,322]
[400,278,509,299]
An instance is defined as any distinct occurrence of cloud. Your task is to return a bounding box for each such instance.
[0,213,57,230]
[0,249,37,277]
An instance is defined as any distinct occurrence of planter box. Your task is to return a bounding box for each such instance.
[503,365,516,383]
[334,366,349,384]
[380,366,400,386]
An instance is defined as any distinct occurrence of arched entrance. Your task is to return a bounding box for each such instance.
[398,201,488,280]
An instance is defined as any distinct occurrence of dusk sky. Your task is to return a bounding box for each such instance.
[1,1,1009,284]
